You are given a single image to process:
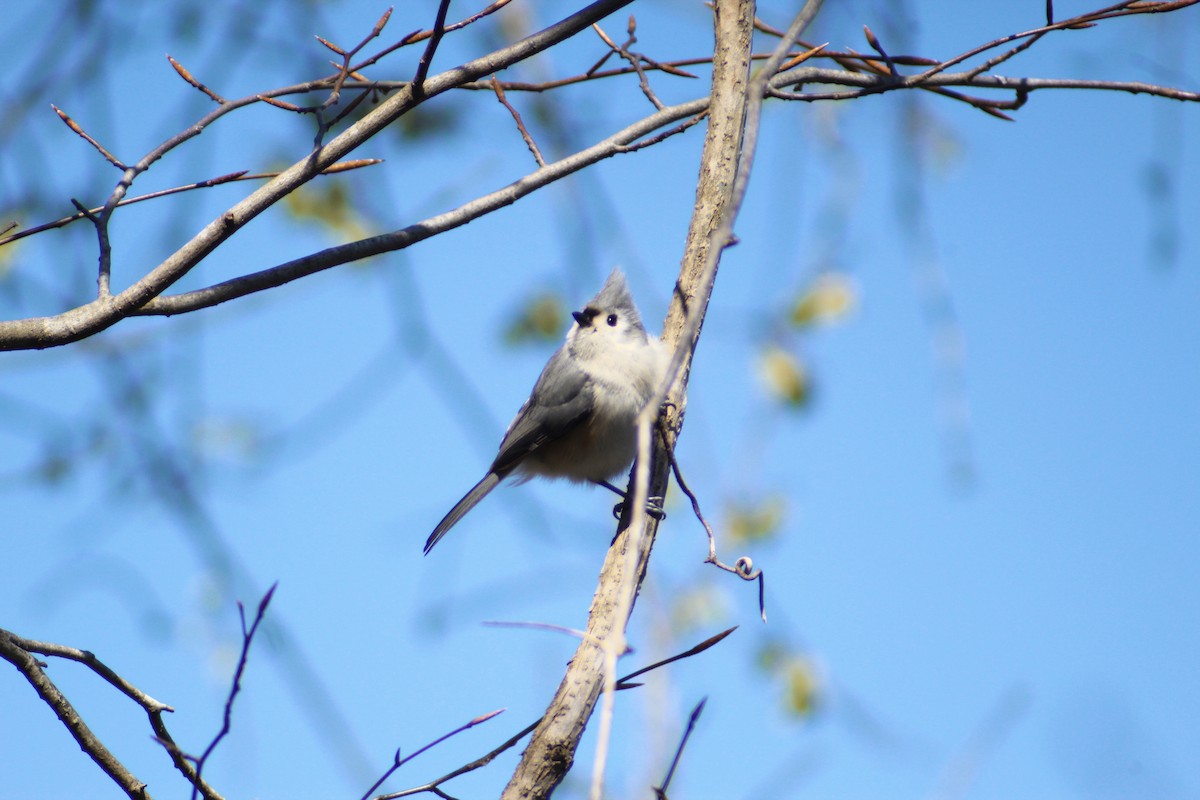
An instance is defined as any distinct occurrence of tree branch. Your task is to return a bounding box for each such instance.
[0,628,152,800]
[2,0,1195,352]
[132,97,706,318]
[498,1,762,797]
[0,0,637,351]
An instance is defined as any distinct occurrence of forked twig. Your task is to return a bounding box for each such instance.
[413,0,452,93]
[190,584,277,800]
[360,709,506,800]
[376,628,733,799]
[0,160,381,248]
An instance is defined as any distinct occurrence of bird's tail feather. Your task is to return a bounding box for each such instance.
[424,472,502,554]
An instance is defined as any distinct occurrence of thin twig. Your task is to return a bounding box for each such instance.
[592,20,665,109]
[381,629,732,798]
[615,627,736,689]
[413,0,452,93]
[862,25,899,76]
[482,619,590,641]
[0,161,380,248]
[613,111,707,154]
[320,6,393,111]
[490,75,545,166]
[190,584,277,800]
[664,436,767,621]
[653,698,707,799]
[167,55,227,103]
[347,0,516,77]
[360,709,505,800]
[16,636,173,713]
[51,105,127,169]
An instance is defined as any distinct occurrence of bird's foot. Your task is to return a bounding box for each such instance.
[612,496,666,521]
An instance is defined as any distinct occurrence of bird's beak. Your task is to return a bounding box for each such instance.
[572,308,598,327]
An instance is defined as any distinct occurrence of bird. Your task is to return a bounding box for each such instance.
[424,268,667,554]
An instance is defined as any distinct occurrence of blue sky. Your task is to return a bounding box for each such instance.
[2,1,1198,798]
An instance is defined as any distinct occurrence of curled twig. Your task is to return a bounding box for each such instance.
[663,434,767,622]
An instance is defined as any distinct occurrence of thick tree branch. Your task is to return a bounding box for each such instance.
[498,1,762,798]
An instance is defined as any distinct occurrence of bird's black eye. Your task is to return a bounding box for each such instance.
[606,313,618,327]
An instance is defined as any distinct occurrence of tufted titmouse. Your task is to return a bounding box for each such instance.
[424,268,668,554]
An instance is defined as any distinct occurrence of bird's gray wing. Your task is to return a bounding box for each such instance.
[491,347,594,475]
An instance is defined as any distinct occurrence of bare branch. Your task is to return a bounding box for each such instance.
[653,698,707,799]
[0,0,640,351]
[615,627,737,690]
[665,441,767,621]
[51,104,127,169]
[190,584,276,800]
[0,162,380,248]
[0,629,152,799]
[2,0,1196,356]
[382,629,731,798]
[413,0,452,93]
[167,55,227,103]
[490,75,546,167]
[132,95,707,318]
[361,709,506,800]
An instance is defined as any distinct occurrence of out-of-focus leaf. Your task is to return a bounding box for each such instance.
[789,272,857,328]
[756,640,822,719]
[504,293,566,345]
[283,180,372,242]
[725,495,786,545]
[757,345,810,408]
[393,105,462,140]
[0,237,20,279]
[191,417,263,463]
[781,656,821,718]
[755,639,789,673]
[670,584,729,634]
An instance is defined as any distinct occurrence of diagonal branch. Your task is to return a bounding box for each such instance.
[0,628,152,800]
[132,96,707,317]
[498,1,768,798]
[0,0,637,352]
